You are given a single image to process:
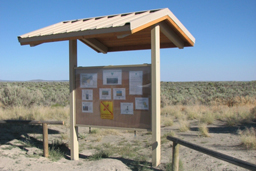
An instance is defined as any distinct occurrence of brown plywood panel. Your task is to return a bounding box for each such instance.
[75,65,151,129]
[96,28,174,52]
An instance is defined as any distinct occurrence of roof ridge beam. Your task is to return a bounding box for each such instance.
[80,38,108,54]
[159,22,184,49]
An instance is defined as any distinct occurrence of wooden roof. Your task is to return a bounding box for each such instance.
[18,8,195,53]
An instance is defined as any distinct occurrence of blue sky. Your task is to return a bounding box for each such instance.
[0,0,255,81]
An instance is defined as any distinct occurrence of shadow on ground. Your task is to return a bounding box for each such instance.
[0,123,61,150]
[190,122,256,134]
[0,123,166,171]
[76,153,165,171]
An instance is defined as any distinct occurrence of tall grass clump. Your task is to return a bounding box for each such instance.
[199,123,210,137]
[178,119,189,132]
[162,117,173,127]
[200,111,215,124]
[238,127,256,150]
[218,105,255,126]
[48,140,65,161]
[88,150,110,161]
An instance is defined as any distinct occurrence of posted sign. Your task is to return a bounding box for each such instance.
[100,101,113,120]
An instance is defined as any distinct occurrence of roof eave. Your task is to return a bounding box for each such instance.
[18,25,131,46]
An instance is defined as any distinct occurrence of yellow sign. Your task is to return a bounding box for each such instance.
[100,101,113,120]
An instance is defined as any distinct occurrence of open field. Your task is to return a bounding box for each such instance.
[0,81,255,170]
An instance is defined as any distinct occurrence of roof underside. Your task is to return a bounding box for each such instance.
[18,8,195,53]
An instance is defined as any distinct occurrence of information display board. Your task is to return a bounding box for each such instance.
[75,64,151,129]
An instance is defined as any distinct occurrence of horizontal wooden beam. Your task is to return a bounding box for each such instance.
[159,22,184,49]
[80,38,108,54]
[167,136,256,171]
[0,120,64,125]
[107,42,177,52]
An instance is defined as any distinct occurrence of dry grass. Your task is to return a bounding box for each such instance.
[238,127,256,150]
[161,104,256,126]
[161,116,173,127]
[199,123,211,137]
[178,119,190,132]
[0,106,69,124]
[99,129,120,135]
[90,128,120,136]
[200,111,215,125]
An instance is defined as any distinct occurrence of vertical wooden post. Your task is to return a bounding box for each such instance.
[42,123,49,157]
[172,142,179,171]
[69,39,79,160]
[151,24,161,167]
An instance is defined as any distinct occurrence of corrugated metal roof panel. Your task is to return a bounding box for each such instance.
[18,8,195,51]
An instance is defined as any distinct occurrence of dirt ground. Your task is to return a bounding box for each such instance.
[0,120,255,171]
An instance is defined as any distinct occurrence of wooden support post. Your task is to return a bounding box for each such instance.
[69,39,79,160]
[151,24,161,167]
[172,142,179,171]
[89,127,91,134]
[43,123,49,157]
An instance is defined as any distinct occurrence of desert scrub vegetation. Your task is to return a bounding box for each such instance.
[0,82,70,123]
[0,81,255,126]
[1,81,255,108]
[161,81,256,106]
[0,82,69,107]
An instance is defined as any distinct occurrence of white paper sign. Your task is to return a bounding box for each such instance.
[99,88,111,100]
[129,71,143,95]
[135,97,149,110]
[113,88,126,100]
[120,103,133,114]
[82,102,93,113]
[82,89,93,100]
[80,73,97,88]
[103,70,122,85]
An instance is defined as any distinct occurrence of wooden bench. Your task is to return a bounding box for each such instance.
[0,120,64,157]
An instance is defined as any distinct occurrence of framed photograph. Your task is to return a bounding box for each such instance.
[99,88,111,100]
[103,70,122,85]
[113,88,126,100]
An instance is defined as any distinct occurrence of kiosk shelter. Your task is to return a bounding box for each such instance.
[18,8,195,166]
